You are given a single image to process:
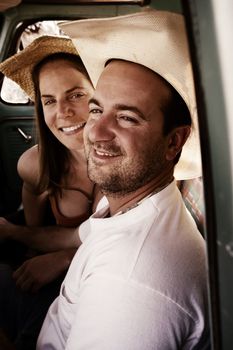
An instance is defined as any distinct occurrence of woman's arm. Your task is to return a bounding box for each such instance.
[0,145,83,252]
[13,248,77,292]
[0,329,15,350]
[0,218,81,252]
[21,182,49,226]
[17,145,49,226]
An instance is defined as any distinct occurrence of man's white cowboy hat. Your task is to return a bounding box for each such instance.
[60,9,202,180]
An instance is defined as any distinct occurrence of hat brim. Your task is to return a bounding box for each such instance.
[0,35,78,101]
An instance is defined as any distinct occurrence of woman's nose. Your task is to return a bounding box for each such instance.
[56,100,74,119]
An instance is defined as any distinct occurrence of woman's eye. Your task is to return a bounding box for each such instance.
[70,92,84,100]
[43,98,55,106]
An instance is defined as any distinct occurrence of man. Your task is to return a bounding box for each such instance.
[37,9,210,349]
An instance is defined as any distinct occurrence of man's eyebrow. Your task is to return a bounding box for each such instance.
[88,98,145,119]
[88,97,101,106]
[115,104,145,119]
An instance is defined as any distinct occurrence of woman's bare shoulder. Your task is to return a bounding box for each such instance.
[17,145,39,184]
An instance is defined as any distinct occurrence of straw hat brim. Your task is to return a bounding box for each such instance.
[0,35,78,101]
[60,9,202,180]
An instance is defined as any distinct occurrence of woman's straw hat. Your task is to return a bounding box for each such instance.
[0,35,78,101]
[60,9,202,180]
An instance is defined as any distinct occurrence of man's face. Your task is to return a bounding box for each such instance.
[84,60,172,196]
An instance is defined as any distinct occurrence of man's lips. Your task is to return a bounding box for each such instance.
[91,146,122,159]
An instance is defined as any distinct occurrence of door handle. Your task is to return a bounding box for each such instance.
[17,127,32,142]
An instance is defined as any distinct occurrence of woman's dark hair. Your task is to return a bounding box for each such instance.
[160,75,192,164]
[32,52,91,194]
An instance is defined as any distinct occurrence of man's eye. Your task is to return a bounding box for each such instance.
[119,115,138,124]
[89,108,102,115]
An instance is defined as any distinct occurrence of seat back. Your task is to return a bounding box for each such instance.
[179,177,205,236]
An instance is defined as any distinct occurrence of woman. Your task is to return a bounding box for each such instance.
[0,35,101,349]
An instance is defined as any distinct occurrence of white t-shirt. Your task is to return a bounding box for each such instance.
[37,180,210,349]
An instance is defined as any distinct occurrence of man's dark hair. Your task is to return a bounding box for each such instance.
[160,77,191,164]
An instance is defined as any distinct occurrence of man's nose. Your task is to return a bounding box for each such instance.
[87,113,115,143]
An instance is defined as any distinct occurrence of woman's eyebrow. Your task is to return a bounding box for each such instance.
[66,86,85,93]
[41,86,84,98]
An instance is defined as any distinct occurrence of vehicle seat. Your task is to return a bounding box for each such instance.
[178,177,205,236]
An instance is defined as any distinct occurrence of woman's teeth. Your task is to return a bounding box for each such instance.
[60,123,85,133]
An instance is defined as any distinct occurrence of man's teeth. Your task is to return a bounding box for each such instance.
[96,150,115,157]
[61,123,84,132]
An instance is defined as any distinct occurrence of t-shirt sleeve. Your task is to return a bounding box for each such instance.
[65,274,208,350]
[78,219,91,243]
[79,196,109,243]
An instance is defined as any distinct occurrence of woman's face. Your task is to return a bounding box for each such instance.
[39,58,94,151]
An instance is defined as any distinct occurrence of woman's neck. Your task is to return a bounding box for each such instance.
[63,148,93,191]
[69,147,87,166]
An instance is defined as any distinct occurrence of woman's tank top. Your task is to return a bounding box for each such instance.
[49,186,95,228]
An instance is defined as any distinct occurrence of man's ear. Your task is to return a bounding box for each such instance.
[165,126,191,161]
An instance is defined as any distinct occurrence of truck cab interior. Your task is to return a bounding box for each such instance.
[0,1,233,349]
